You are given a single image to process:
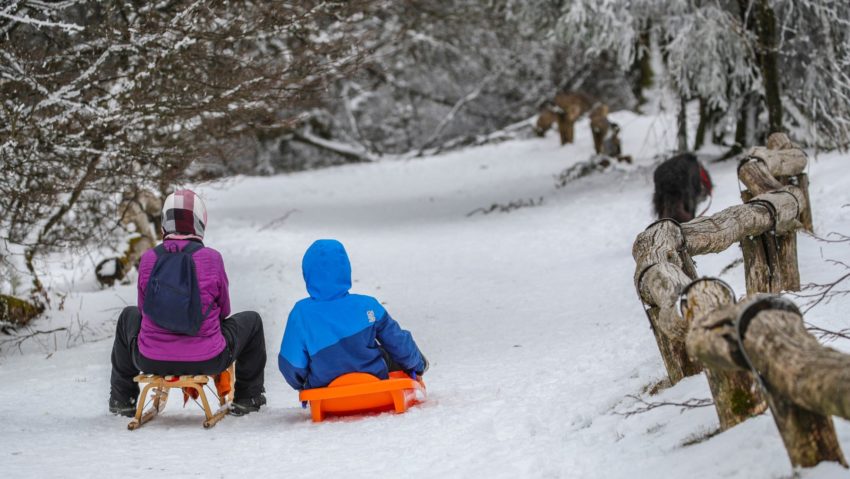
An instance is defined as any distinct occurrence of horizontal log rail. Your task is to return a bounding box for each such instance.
[688,295,849,468]
[633,186,806,351]
[633,133,809,383]
[630,133,846,469]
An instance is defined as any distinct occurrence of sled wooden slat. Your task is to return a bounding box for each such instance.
[127,364,234,430]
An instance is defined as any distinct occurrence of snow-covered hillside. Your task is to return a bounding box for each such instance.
[2,111,849,479]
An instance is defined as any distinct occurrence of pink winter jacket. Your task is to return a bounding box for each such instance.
[136,239,229,362]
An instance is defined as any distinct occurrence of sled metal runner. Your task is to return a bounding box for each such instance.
[128,364,234,430]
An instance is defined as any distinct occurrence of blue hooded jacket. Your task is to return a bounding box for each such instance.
[278,239,426,390]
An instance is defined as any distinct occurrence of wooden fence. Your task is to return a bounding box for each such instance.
[632,133,849,468]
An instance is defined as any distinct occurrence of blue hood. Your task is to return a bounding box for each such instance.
[302,239,352,301]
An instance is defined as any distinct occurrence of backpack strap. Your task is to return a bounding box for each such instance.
[181,241,204,255]
[153,241,204,256]
[152,244,168,258]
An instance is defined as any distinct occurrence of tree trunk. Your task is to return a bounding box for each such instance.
[630,24,653,109]
[733,98,748,156]
[677,95,688,152]
[694,97,709,151]
[754,0,783,134]
[680,279,766,430]
[725,93,759,160]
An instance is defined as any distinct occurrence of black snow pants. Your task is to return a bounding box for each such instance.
[109,306,266,403]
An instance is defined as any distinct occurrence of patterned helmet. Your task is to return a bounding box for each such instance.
[161,189,208,240]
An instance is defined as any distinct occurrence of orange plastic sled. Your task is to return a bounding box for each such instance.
[299,371,426,422]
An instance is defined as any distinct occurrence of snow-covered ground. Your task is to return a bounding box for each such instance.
[2,110,849,478]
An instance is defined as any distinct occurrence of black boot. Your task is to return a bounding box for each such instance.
[109,395,137,417]
[229,393,267,416]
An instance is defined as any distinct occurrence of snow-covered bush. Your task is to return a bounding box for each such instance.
[0,0,375,302]
[511,0,850,149]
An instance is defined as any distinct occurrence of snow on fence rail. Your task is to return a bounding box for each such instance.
[632,133,849,469]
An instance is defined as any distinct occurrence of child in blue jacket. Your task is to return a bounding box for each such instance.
[279,239,428,390]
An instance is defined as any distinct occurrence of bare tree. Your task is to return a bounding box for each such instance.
[0,0,375,310]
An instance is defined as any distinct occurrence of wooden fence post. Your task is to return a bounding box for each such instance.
[681,279,766,430]
[738,134,807,294]
[635,134,809,391]
[738,192,784,295]
[635,134,839,469]
[738,297,847,468]
[765,133,813,232]
[645,306,701,384]
[635,185,804,385]
[689,295,849,469]
[633,220,701,384]
[795,173,814,232]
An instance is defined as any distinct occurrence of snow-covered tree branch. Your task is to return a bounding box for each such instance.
[0,0,376,303]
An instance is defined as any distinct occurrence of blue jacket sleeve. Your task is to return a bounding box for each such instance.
[279,309,309,390]
[375,312,425,374]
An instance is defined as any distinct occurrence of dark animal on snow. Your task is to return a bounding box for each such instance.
[652,153,713,223]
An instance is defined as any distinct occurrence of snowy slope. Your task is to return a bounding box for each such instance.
[1,110,849,479]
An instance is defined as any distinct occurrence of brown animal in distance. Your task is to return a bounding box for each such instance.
[589,104,611,154]
[534,102,560,137]
[533,92,595,144]
[589,103,631,164]
[554,92,594,145]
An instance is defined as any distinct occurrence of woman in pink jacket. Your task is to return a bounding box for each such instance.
[108,190,266,416]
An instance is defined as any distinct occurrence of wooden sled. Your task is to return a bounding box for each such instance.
[128,364,235,430]
[299,371,426,423]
